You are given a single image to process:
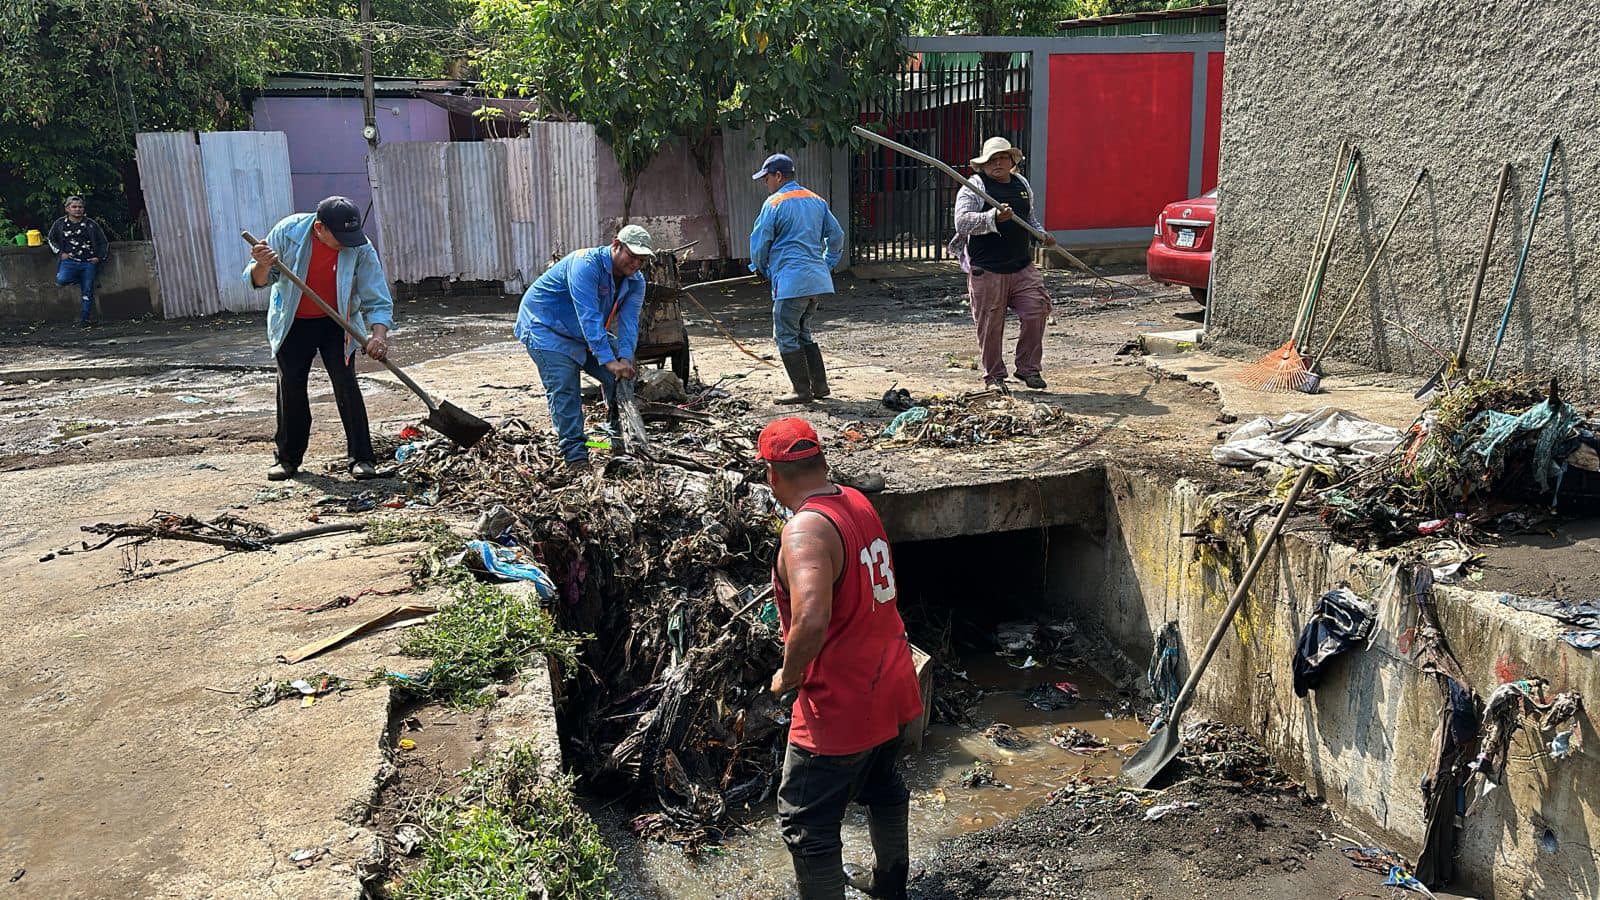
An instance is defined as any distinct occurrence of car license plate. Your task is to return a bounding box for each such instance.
[1175,228,1197,248]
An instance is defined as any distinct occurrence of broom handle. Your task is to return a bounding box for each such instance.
[1296,152,1362,346]
[851,125,1120,288]
[1485,136,1560,379]
[1299,142,1350,316]
[1452,162,1512,370]
[1310,167,1427,363]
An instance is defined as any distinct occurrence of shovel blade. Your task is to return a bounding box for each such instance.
[1121,721,1183,789]
[1414,366,1444,400]
[425,400,493,448]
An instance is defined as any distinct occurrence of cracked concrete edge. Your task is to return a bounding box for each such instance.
[334,680,401,899]
[483,652,565,783]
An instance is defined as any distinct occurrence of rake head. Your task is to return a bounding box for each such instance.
[1237,339,1315,393]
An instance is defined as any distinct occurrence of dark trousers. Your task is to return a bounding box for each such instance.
[777,736,909,862]
[274,316,375,468]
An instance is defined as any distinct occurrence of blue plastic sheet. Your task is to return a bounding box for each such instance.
[463,540,556,599]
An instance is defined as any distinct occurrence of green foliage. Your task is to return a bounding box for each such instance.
[0,0,472,234]
[365,516,464,549]
[908,0,1207,36]
[397,745,615,899]
[398,575,585,707]
[474,0,913,215]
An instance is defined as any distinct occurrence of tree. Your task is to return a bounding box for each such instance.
[475,0,910,258]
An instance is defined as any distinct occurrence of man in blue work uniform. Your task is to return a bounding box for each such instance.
[749,153,846,404]
[515,224,653,471]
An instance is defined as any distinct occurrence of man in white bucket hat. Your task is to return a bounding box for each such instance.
[947,136,1057,394]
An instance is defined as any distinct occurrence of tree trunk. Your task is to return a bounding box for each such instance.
[979,50,1012,143]
[688,134,730,272]
[623,175,636,225]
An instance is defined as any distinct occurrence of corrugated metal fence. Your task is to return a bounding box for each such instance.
[721,129,849,261]
[135,131,294,317]
[369,122,601,291]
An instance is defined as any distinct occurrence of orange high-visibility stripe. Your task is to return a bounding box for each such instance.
[769,188,822,206]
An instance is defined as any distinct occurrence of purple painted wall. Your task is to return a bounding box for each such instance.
[251,96,451,252]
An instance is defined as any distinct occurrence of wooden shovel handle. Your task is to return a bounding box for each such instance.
[241,230,438,411]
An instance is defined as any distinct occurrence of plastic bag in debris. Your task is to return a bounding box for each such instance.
[1144,801,1198,821]
[1498,593,1600,649]
[883,406,929,437]
[995,620,1038,654]
[1384,865,1438,897]
[460,540,556,598]
[636,368,688,403]
[1292,587,1378,696]
[1212,407,1403,470]
[882,384,916,412]
[472,504,517,541]
[1466,397,1583,492]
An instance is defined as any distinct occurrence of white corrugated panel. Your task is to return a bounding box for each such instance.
[721,130,846,260]
[529,122,601,262]
[369,142,453,284]
[198,131,295,312]
[498,137,545,292]
[445,142,515,281]
[135,132,219,318]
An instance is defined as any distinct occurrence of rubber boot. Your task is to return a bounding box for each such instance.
[802,342,831,399]
[791,848,847,900]
[776,350,814,405]
[844,803,910,900]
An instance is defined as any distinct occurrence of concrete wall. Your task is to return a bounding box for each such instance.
[0,242,162,323]
[252,96,453,255]
[597,136,732,262]
[1068,467,1599,900]
[1209,2,1600,400]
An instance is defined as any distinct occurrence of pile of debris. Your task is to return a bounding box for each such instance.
[1320,378,1600,545]
[389,402,790,848]
[842,392,1092,451]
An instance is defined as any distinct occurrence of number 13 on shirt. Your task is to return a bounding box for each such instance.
[859,538,897,605]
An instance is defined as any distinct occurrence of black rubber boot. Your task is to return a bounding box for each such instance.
[803,342,831,399]
[777,350,814,405]
[844,803,910,900]
[792,848,847,900]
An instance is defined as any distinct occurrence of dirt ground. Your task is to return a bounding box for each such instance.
[0,263,1541,898]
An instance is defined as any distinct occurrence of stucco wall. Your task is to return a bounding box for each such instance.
[597,136,732,261]
[1210,2,1600,400]
[0,242,162,323]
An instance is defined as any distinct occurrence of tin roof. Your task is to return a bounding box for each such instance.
[1056,3,1226,32]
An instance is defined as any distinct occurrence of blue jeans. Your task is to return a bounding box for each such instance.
[529,346,618,463]
[773,296,818,354]
[56,259,97,322]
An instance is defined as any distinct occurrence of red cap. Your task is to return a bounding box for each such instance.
[758,417,822,461]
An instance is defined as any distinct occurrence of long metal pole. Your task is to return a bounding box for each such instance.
[851,125,1121,289]
[1485,136,1561,378]
[360,0,377,148]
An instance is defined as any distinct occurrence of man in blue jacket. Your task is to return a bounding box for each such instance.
[749,154,845,404]
[516,225,653,470]
[245,197,395,482]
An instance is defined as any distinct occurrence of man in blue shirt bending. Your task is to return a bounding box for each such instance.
[515,225,653,471]
[749,154,846,404]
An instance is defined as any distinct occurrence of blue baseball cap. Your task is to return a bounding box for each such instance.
[751,153,796,180]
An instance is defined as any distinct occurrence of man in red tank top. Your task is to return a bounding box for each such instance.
[762,417,922,900]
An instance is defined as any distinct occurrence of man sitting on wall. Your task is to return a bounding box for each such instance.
[47,196,110,327]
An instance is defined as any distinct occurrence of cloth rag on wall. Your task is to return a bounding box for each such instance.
[1497,593,1600,649]
[1292,587,1378,696]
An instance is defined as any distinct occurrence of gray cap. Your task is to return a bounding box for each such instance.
[616,224,655,257]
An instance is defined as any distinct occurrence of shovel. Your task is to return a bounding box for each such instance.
[241,230,492,448]
[1122,466,1314,788]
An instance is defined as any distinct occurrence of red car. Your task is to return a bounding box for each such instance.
[1146,188,1216,302]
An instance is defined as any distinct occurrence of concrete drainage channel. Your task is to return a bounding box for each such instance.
[424,463,1595,899]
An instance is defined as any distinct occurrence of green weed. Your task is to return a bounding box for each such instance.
[397,745,615,899]
[397,577,585,707]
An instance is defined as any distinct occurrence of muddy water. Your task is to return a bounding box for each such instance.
[598,654,1147,900]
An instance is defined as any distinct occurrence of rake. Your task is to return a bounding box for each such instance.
[1238,145,1361,392]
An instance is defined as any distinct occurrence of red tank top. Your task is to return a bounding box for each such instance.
[773,486,924,756]
[296,239,337,318]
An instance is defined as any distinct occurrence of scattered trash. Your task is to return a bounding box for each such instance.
[881,384,917,412]
[981,723,1029,750]
[1146,621,1180,729]
[288,847,325,868]
[398,738,416,751]
[1049,727,1107,754]
[1497,594,1600,649]
[176,395,205,404]
[1024,681,1080,711]
[254,486,294,503]
[191,462,221,471]
[472,504,517,541]
[1384,865,1439,897]
[458,541,557,597]
[395,823,425,855]
[959,759,1009,789]
[995,620,1038,654]
[1008,655,1040,670]
[1212,407,1402,471]
[1143,801,1198,821]
[245,672,350,710]
[852,395,1088,449]
[636,369,688,403]
[1291,586,1377,696]
[278,605,438,664]
[1550,729,1575,760]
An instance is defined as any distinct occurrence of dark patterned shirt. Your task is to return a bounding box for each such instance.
[47,217,109,262]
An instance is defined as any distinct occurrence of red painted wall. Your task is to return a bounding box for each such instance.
[1202,52,1224,192]
[1046,53,1195,231]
